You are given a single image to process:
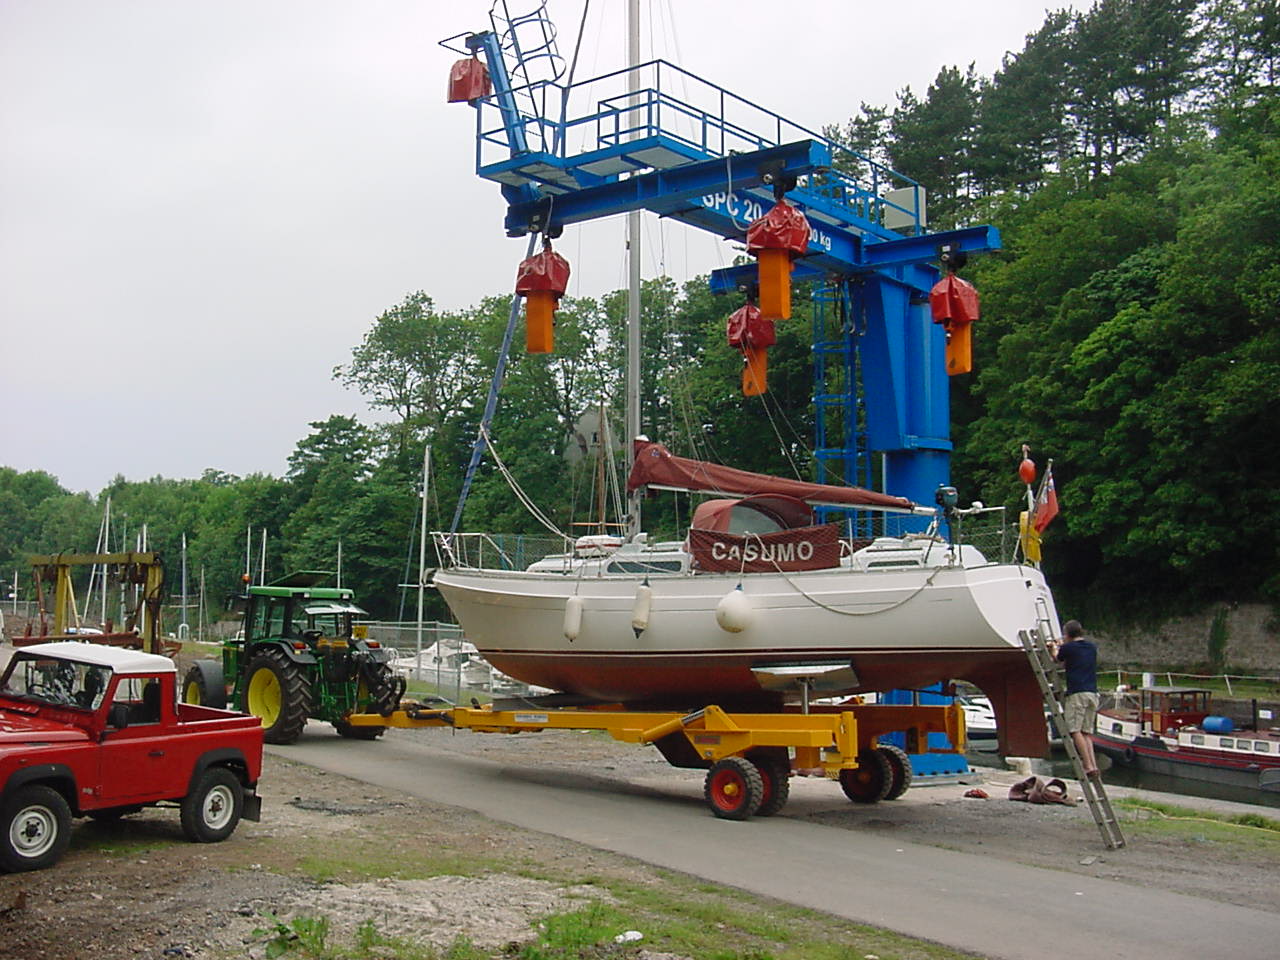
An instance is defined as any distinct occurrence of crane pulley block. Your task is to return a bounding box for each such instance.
[929,273,980,376]
[447,56,491,103]
[747,200,811,320]
[727,303,775,396]
[516,241,571,354]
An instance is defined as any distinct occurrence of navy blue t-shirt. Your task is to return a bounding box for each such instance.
[1057,638,1097,694]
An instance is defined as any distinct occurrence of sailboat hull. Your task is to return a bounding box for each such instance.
[433,561,1056,756]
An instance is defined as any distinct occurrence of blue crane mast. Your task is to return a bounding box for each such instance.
[442,3,998,521]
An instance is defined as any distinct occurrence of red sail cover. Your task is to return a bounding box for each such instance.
[628,441,918,512]
[746,199,811,255]
[688,523,842,573]
[726,303,775,349]
[515,245,570,296]
[929,274,980,326]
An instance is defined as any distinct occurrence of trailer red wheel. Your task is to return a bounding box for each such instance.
[839,750,892,804]
[704,757,764,820]
[877,744,913,800]
[749,756,791,817]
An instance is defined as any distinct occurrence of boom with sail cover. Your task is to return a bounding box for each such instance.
[627,441,932,515]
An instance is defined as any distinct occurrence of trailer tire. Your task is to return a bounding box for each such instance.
[245,649,311,744]
[704,757,764,820]
[180,767,243,843]
[749,757,791,817]
[839,749,892,804]
[334,719,385,740]
[183,660,227,710]
[877,744,913,800]
[1,785,72,872]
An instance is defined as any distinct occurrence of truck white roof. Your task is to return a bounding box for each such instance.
[13,641,177,674]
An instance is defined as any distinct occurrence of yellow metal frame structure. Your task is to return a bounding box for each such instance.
[353,700,965,777]
[28,552,166,655]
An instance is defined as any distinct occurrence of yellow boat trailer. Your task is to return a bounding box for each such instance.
[350,699,967,820]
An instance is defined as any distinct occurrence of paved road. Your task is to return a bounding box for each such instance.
[271,730,1277,960]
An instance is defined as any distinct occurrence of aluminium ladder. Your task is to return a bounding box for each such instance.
[1020,616,1126,850]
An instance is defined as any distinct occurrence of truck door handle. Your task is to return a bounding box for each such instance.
[148,750,165,758]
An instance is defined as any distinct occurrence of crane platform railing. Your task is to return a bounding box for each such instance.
[465,58,923,237]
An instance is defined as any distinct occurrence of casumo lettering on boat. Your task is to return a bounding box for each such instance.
[710,539,815,564]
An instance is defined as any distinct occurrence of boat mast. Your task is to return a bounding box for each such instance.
[625,0,642,540]
[416,444,430,672]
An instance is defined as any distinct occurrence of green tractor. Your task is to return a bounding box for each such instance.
[183,572,405,744]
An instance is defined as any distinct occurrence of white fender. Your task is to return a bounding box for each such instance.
[563,595,583,641]
[715,584,753,633]
[631,583,653,635]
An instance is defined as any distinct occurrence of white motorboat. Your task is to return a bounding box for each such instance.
[433,442,1059,757]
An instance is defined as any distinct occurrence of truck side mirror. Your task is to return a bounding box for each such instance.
[107,703,130,730]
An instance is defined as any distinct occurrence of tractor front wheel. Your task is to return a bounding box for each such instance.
[244,649,312,744]
[183,660,227,709]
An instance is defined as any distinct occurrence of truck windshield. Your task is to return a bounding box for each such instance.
[1,658,112,710]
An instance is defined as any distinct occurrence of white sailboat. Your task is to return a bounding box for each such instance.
[433,441,1060,757]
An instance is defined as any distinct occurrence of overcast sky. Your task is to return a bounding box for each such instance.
[1,0,1080,495]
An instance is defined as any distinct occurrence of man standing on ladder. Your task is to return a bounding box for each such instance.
[1050,620,1101,777]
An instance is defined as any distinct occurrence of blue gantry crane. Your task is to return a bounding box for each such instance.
[442,2,999,523]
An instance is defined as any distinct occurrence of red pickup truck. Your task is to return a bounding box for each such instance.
[0,641,264,872]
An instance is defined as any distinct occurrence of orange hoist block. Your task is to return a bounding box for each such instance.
[447,56,491,103]
[727,303,776,396]
[515,240,570,354]
[746,199,810,320]
[929,273,980,375]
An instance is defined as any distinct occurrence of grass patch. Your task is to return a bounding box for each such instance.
[293,846,504,884]
[1114,797,1280,833]
[1114,797,1280,854]
[530,869,978,960]
[250,912,488,959]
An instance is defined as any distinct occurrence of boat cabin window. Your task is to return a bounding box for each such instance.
[1109,722,1123,734]
[606,560,684,574]
[1189,734,1204,745]
[1255,741,1270,753]
[1219,738,1234,748]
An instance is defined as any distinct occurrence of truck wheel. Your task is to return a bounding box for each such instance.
[244,649,311,744]
[1,785,72,872]
[180,767,243,843]
[183,660,227,709]
[333,719,385,740]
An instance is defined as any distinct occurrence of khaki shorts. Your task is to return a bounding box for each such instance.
[1063,691,1100,734]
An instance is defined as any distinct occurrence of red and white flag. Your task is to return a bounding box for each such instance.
[1032,466,1059,533]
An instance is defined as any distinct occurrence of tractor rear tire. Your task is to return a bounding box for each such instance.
[183,660,227,709]
[244,649,311,744]
[334,719,385,740]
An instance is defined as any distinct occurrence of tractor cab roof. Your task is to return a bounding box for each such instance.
[245,571,354,602]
